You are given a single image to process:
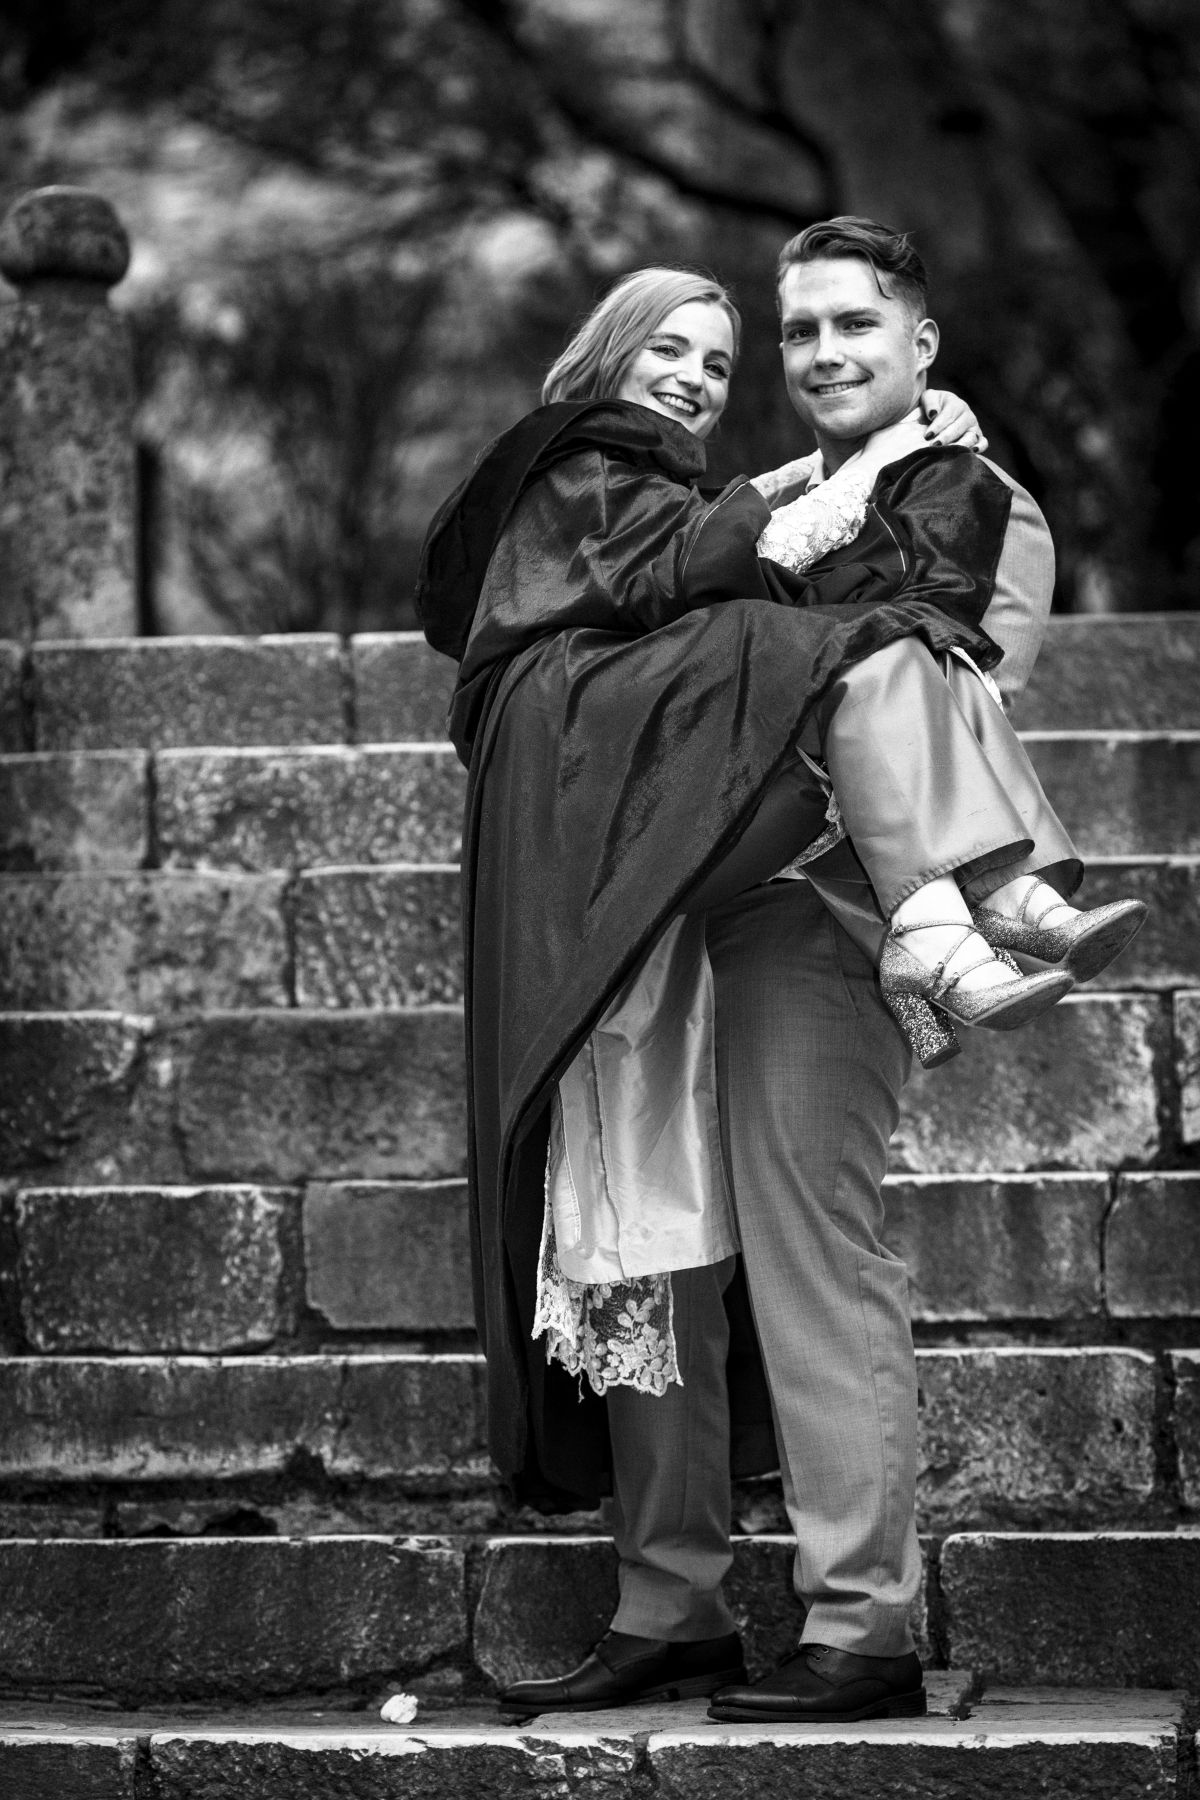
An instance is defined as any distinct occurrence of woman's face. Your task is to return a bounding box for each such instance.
[616,300,734,440]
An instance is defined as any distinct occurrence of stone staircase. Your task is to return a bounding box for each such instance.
[1,617,1198,1798]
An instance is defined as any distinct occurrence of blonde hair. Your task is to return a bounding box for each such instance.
[541,267,741,405]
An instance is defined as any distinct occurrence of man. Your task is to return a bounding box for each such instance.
[497,217,1059,1724]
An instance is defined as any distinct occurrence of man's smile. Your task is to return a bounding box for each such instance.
[808,377,869,395]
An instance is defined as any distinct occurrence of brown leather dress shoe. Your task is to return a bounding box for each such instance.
[497,1629,747,1718]
[707,1642,926,1722]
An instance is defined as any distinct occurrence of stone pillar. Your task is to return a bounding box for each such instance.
[0,187,137,641]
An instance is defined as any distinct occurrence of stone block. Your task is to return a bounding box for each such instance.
[303,1181,474,1331]
[147,1728,642,1800]
[0,872,288,1012]
[1022,733,1200,856]
[14,1185,294,1351]
[914,1349,1157,1529]
[1076,858,1200,990]
[1169,1351,1200,1511]
[647,1711,1182,1800]
[32,635,346,749]
[175,1010,467,1182]
[333,1356,487,1475]
[0,1354,485,1480]
[0,1735,138,1799]
[940,1531,1200,1686]
[0,750,146,870]
[473,1537,930,1692]
[294,867,462,1008]
[0,1013,182,1184]
[1106,1174,1200,1317]
[894,996,1164,1175]
[1011,613,1200,731]
[156,747,464,871]
[0,1499,104,1537]
[352,632,457,742]
[472,1537,620,1692]
[1175,991,1200,1144]
[883,1175,1106,1320]
[0,642,25,749]
[0,1537,466,1699]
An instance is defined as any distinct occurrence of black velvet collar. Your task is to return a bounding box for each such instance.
[414,399,707,660]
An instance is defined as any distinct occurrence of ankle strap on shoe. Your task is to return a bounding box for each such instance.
[890,921,997,998]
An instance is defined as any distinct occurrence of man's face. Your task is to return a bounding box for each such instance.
[778,256,938,455]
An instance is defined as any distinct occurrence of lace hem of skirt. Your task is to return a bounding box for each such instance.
[774,746,845,873]
[532,1203,681,1397]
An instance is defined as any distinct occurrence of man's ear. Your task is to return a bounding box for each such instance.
[914,316,939,372]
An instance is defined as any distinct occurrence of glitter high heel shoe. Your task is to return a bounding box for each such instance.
[879,921,1075,1069]
[972,883,1148,983]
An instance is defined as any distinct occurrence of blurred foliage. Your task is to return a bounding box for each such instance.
[1,0,1197,629]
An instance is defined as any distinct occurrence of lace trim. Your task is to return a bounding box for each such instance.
[532,1201,681,1397]
[756,472,873,573]
[774,746,846,874]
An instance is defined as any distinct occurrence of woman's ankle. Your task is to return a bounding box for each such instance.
[985,873,1078,925]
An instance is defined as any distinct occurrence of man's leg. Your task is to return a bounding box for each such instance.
[607,1258,738,1640]
[705,878,921,1656]
[496,1258,746,1714]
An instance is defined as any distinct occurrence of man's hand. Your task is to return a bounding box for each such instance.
[749,452,821,510]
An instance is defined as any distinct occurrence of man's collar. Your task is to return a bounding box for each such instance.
[805,403,926,489]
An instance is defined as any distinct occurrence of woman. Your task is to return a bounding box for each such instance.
[415,265,1135,1712]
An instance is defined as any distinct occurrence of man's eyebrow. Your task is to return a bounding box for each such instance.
[782,305,885,326]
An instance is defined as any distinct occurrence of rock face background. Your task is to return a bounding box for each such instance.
[1,0,1197,632]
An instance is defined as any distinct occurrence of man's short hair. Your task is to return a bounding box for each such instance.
[776,216,929,320]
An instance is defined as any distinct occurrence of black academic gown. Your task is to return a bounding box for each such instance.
[415,399,1011,1506]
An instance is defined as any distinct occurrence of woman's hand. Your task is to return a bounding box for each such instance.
[922,389,987,452]
[837,413,931,486]
[749,451,822,510]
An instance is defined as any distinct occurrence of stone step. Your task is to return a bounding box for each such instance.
[2,615,1196,755]
[5,1175,1199,1353]
[0,1686,1189,1800]
[0,1009,467,1186]
[0,746,465,873]
[1019,732,1200,857]
[0,864,462,1013]
[1010,611,1200,731]
[0,1531,1195,1701]
[0,1349,1183,1531]
[7,632,455,750]
[1,858,1191,1015]
[2,736,1197,874]
[4,994,1193,1187]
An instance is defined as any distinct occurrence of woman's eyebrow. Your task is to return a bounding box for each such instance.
[648,329,731,365]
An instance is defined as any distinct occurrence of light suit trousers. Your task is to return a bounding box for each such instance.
[609,879,917,1653]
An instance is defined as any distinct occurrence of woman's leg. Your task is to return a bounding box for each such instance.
[815,637,1034,920]
[816,639,1046,998]
[940,656,1081,907]
[935,660,1144,981]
